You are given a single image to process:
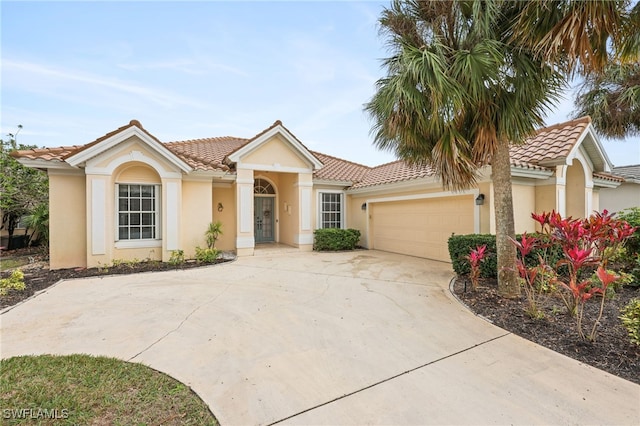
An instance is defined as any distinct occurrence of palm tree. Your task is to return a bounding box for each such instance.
[512,0,639,138]
[365,0,565,297]
[574,63,640,138]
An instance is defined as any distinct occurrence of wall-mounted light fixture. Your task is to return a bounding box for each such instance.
[217,202,224,212]
[475,194,485,205]
[361,202,367,211]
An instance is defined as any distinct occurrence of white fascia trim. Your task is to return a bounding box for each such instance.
[67,126,192,173]
[226,125,324,170]
[17,158,78,171]
[294,181,314,188]
[47,167,86,176]
[510,166,554,180]
[567,125,613,172]
[593,178,622,189]
[115,240,162,249]
[182,170,225,182]
[366,188,478,204]
[236,162,314,174]
[346,177,442,196]
[313,179,353,187]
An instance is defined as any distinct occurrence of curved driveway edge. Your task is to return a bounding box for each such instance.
[1,250,638,425]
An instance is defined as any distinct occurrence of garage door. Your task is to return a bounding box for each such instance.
[370,195,475,262]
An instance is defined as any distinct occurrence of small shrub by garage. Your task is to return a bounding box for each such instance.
[448,233,562,278]
[314,228,361,251]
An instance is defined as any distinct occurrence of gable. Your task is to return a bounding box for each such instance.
[241,134,311,170]
[87,136,183,179]
[226,121,323,172]
[66,121,191,175]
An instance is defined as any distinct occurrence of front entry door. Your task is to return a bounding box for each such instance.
[254,197,275,243]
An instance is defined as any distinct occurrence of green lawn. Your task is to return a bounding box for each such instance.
[0,354,218,425]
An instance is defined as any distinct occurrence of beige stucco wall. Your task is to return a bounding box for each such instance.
[212,183,236,251]
[48,171,87,269]
[512,183,536,233]
[599,182,640,213]
[347,194,369,247]
[182,179,214,257]
[566,161,586,218]
[276,173,296,246]
[477,182,491,234]
[534,184,556,218]
[242,135,308,169]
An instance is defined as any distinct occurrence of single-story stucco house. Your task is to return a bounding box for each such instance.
[12,116,623,270]
[599,164,640,213]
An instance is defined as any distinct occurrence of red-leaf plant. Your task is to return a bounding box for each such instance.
[530,210,635,341]
[509,232,556,319]
[465,245,488,291]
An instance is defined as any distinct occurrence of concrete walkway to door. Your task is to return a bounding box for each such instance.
[1,250,638,425]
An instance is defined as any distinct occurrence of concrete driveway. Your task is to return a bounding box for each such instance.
[1,250,638,425]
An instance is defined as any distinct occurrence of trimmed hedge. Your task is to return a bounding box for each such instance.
[314,228,361,251]
[448,233,563,278]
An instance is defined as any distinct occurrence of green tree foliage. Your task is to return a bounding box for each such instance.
[512,0,639,138]
[0,130,49,249]
[365,0,565,296]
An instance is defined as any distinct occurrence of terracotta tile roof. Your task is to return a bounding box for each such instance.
[612,164,640,182]
[165,137,248,171]
[311,151,369,182]
[11,117,601,187]
[351,160,436,189]
[60,119,161,160]
[10,145,81,162]
[593,172,625,183]
[509,116,591,166]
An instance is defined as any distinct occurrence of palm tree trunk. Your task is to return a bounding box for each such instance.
[493,140,520,297]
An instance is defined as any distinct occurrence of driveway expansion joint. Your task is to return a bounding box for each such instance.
[128,285,231,362]
[266,332,511,426]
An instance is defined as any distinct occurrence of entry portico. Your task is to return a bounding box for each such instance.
[223,122,323,255]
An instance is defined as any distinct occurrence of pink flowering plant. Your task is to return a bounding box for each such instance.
[516,209,636,341]
[465,244,488,291]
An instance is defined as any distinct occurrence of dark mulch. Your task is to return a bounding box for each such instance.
[1,247,233,310]
[452,277,640,385]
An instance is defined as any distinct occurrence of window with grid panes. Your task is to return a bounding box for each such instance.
[320,192,343,228]
[117,184,159,240]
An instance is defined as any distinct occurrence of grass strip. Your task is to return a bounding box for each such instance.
[0,354,218,425]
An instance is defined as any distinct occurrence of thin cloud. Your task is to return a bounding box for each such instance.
[4,59,208,109]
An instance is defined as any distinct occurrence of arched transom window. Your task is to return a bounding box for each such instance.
[254,178,275,194]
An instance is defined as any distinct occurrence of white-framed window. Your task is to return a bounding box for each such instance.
[116,184,160,241]
[318,192,344,229]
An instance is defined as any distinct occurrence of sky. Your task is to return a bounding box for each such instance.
[2,0,639,168]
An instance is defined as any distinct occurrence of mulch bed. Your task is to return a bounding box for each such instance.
[1,247,233,310]
[452,277,640,385]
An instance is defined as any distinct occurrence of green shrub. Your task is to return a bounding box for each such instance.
[169,250,185,266]
[448,233,562,278]
[195,247,219,263]
[314,228,361,251]
[617,207,640,257]
[0,270,26,295]
[620,298,640,346]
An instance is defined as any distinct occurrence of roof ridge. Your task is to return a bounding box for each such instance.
[165,136,248,145]
[536,116,591,134]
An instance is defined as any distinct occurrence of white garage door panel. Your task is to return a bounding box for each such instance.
[371,196,474,262]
